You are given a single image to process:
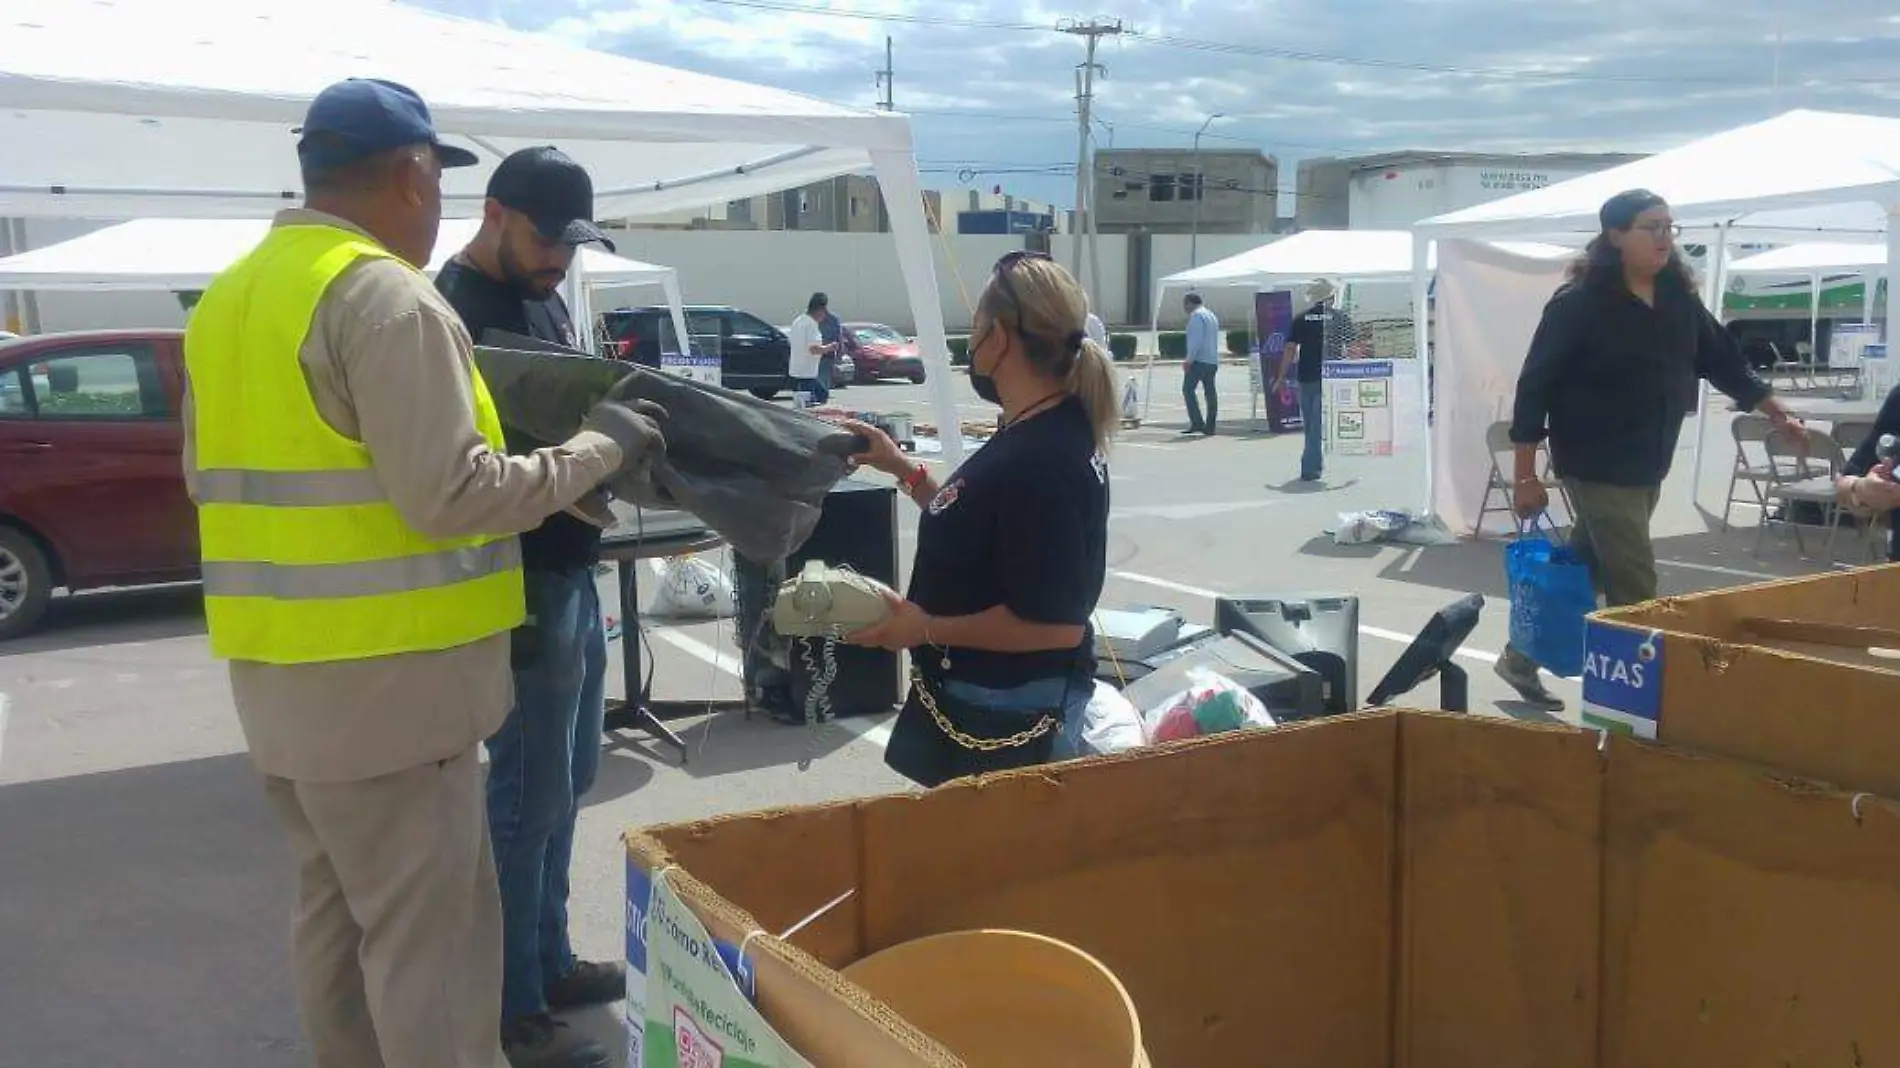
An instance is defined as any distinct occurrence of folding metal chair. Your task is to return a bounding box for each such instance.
[1721,412,1776,532]
[1475,421,1571,537]
[1757,427,1843,559]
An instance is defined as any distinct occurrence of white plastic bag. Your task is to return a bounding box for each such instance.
[1139,667,1274,744]
[646,554,737,620]
[1076,680,1146,757]
[1120,375,1140,421]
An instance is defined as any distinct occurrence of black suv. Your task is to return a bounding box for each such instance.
[599,305,792,399]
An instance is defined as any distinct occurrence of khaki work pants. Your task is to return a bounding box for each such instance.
[264,746,505,1068]
[1563,478,1664,608]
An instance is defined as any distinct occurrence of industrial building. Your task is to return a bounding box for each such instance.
[1092,148,1280,235]
[1294,151,1646,231]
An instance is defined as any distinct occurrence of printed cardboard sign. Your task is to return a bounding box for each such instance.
[1580,621,1662,739]
[628,859,813,1068]
[1321,359,1394,456]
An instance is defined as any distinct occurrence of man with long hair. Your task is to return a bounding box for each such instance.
[1498,189,1804,710]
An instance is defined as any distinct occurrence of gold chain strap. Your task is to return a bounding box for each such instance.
[912,673,1057,752]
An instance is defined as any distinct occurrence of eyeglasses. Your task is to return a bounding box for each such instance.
[1632,220,1682,239]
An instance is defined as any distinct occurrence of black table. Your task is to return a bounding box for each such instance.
[598,526,741,765]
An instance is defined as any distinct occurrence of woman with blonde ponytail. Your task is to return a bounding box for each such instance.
[841,251,1115,786]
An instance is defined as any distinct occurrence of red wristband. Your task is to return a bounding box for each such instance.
[900,464,928,491]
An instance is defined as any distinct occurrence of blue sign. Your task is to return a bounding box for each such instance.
[626,855,651,975]
[1579,621,1664,739]
[1321,359,1395,381]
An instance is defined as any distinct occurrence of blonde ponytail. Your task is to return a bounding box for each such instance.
[1067,338,1119,454]
[977,254,1122,453]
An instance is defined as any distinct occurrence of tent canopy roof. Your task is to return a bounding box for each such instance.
[1727,241,1889,276]
[0,0,910,219]
[1414,110,1900,241]
[1159,229,1572,289]
[0,218,674,291]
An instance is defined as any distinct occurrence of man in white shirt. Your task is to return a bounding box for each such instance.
[1182,292,1222,436]
[786,292,835,405]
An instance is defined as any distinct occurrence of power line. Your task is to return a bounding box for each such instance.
[686,0,1900,86]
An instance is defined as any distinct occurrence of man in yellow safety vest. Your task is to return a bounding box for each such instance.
[182,78,663,1068]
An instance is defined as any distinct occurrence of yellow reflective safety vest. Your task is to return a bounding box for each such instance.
[185,224,525,664]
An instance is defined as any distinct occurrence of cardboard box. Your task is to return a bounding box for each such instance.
[1588,564,1900,796]
[624,711,1900,1067]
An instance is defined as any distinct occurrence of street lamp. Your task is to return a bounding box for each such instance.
[1093,117,1115,150]
[1190,111,1224,268]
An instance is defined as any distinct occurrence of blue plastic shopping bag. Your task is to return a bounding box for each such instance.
[1505,520,1597,678]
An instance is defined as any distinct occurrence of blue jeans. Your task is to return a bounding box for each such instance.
[1299,381,1324,479]
[942,674,1094,761]
[1182,361,1219,432]
[792,375,830,405]
[485,566,607,1020]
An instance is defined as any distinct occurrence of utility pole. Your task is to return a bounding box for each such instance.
[1058,18,1122,293]
[875,36,894,111]
[1190,111,1224,269]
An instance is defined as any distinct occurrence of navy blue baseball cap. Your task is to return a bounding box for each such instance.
[296,78,479,170]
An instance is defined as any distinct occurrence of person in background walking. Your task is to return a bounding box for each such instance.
[1181,292,1221,436]
[1278,279,1349,482]
[787,292,836,406]
[1500,188,1803,710]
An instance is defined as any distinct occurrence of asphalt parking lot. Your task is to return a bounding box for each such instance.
[0,365,1839,1066]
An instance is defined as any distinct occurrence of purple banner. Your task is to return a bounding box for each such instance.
[1255,290,1301,433]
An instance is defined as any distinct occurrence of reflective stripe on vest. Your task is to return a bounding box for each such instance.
[186,223,525,665]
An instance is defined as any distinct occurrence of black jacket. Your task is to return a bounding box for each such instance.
[1510,275,1770,487]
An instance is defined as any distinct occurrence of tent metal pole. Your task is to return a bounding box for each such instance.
[1688,222,1731,508]
[868,147,964,465]
[1886,208,1900,346]
[1809,270,1821,368]
[1141,282,1165,421]
[1411,237,1433,515]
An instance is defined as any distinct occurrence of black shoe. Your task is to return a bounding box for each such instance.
[502,1013,610,1068]
[1494,653,1566,712]
[545,959,626,1012]
[1179,426,1205,435]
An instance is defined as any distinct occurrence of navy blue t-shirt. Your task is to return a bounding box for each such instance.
[906,396,1109,688]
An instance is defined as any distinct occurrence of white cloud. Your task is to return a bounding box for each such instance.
[419,0,1900,205]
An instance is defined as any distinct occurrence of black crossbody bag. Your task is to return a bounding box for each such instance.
[883,648,1082,788]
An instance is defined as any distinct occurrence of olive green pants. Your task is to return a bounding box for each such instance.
[1503,478,1661,671]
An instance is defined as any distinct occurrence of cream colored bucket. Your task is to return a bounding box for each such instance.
[841,929,1150,1068]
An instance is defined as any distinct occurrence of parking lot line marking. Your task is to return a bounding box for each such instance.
[0,692,9,774]
[1654,558,1785,580]
[651,627,899,749]
[1109,570,1502,665]
[651,628,742,678]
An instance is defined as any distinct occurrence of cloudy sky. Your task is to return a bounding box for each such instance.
[425,0,1900,211]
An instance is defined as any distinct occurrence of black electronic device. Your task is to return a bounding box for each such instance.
[1117,631,1323,722]
[783,477,902,718]
[1364,592,1485,712]
[1214,594,1360,714]
[1093,623,1215,687]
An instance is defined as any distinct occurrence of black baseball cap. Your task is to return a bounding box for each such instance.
[1600,188,1668,231]
[296,78,478,170]
[487,147,616,252]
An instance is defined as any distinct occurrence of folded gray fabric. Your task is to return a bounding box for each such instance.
[472,342,855,560]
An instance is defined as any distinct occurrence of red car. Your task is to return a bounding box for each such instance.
[843,322,927,384]
[0,329,198,639]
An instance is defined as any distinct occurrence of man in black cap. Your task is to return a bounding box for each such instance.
[186,81,657,1068]
[436,146,623,1068]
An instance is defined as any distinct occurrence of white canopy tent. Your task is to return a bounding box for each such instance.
[1728,241,1889,349]
[0,0,962,456]
[0,217,694,354]
[1413,110,1900,513]
[1142,230,1571,417]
